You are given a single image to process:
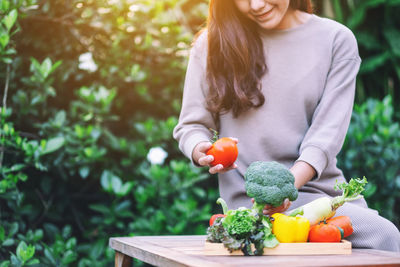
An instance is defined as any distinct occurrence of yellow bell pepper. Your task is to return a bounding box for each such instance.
[271,213,310,243]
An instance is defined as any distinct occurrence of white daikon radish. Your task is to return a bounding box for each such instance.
[288,177,367,225]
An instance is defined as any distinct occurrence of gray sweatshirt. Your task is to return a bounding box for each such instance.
[173,14,362,209]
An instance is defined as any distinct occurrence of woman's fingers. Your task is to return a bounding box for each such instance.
[283,198,291,210]
[209,164,223,174]
[197,141,213,154]
[198,155,214,166]
[193,141,213,166]
[209,163,238,174]
[262,199,291,215]
[217,163,238,174]
[272,199,291,213]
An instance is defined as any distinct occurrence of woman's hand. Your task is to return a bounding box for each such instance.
[252,198,291,216]
[192,138,238,174]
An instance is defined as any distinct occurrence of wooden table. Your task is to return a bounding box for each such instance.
[109,235,400,267]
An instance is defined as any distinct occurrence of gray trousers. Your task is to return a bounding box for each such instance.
[290,192,400,252]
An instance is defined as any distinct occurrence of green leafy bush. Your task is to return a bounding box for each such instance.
[1,0,216,266]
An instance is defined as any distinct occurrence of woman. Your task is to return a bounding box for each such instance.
[173,0,400,251]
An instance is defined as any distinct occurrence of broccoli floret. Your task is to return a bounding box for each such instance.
[244,161,298,213]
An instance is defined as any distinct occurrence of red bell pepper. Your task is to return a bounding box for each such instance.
[209,214,226,226]
[209,198,228,226]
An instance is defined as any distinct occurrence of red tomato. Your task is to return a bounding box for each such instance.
[308,221,342,242]
[206,137,238,168]
[327,216,354,238]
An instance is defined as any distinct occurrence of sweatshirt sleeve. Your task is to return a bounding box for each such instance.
[173,32,217,164]
[296,26,361,180]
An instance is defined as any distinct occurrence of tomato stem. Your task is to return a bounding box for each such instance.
[209,128,219,143]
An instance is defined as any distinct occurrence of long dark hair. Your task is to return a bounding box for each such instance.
[205,0,313,118]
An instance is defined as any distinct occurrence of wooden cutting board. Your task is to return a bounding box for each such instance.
[204,240,351,255]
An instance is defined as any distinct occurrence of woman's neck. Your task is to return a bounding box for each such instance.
[273,9,312,30]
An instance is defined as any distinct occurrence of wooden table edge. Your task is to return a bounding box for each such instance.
[109,236,224,267]
[109,235,400,267]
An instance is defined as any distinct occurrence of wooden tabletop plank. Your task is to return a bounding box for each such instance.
[109,235,400,267]
[109,236,223,267]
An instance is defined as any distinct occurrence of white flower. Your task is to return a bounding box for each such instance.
[147,147,168,165]
[78,52,98,72]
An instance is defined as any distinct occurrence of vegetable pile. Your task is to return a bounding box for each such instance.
[206,160,367,255]
[206,198,279,256]
[207,161,296,255]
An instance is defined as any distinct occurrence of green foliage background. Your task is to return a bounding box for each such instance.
[0,0,399,265]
